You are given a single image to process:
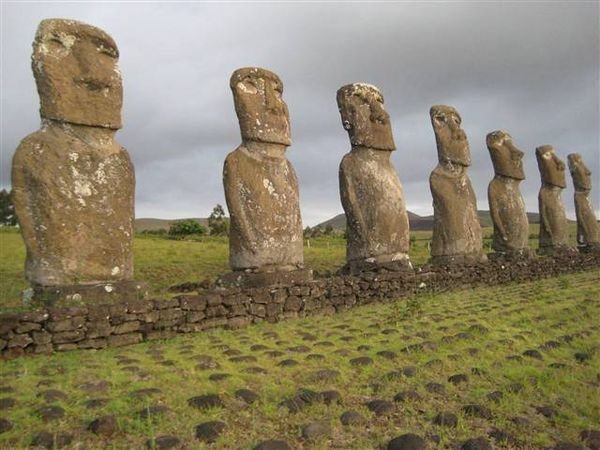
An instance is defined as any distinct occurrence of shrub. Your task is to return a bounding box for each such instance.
[168,219,207,237]
[208,204,229,236]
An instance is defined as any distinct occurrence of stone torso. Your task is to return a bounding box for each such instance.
[574,191,600,247]
[538,186,568,250]
[430,164,483,260]
[339,148,409,263]
[11,123,134,286]
[223,146,303,271]
[488,176,529,252]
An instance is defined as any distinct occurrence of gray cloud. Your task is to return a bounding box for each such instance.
[1,2,598,226]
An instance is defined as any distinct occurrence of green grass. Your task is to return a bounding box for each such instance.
[0,224,580,312]
[0,271,598,449]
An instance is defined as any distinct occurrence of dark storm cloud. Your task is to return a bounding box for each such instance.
[1,2,598,225]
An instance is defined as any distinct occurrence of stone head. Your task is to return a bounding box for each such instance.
[430,105,470,166]
[230,67,291,146]
[32,19,122,129]
[336,83,395,151]
[486,130,525,180]
[536,145,566,189]
[568,153,592,192]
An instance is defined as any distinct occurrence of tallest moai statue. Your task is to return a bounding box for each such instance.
[11,19,139,304]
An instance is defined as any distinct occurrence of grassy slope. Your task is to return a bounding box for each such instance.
[0,225,579,311]
[0,271,598,449]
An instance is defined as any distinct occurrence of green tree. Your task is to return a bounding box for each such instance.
[0,189,17,226]
[303,226,312,239]
[310,226,324,238]
[208,204,229,236]
[168,219,207,237]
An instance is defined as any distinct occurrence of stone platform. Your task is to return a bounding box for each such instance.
[217,268,313,289]
[1,251,599,359]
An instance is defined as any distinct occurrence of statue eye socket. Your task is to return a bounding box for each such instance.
[98,47,117,58]
[237,80,258,94]
[43,37,66,51]
[435,115,445,123]
[343,120,352,130]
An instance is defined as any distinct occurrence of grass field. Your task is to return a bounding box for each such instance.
[0,271,598,449]
[0,225,579,312]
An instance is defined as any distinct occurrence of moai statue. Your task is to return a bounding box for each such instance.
[11,19,141,305]
[535,145,571,255]
[567,153,600,252]
[222,67,311,287]
[336,83,411,273]
[486,130,532,258]
[429,105,487,265]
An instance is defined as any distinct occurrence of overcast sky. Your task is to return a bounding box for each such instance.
[1,1,598,226]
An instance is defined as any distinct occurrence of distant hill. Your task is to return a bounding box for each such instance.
[316,210,545,231]
[135,217,209,232]
[136,210,553,233]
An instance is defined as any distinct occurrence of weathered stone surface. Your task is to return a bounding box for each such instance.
[340,410,367,426]
[429,105,486,265]
[301,421,331,441]
[235,388,259,404]
[187,394,225,410]
[146,435,181,450]
[254,440,292,450]
[0,418,13,434]
[387,433,426,450]
[11,19,135,297]
[88,415,117,436]
[223,67,306,279]
[15,322,41,334]
[8,334,33,348]
[37,405,65,422]
[433,411,458,427]
[32,19,122,127]
[487,130,530,256]
[195,420,226,443]
[337,83,411,271]
[536,145,570,255]
[568,153,600,252]
[219,268,312,289]
[107,333,141,347]
[31,431,73,449]
[461,437,493,450]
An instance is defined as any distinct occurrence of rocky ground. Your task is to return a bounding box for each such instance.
[0,270,598,449]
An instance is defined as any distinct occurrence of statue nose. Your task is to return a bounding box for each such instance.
[75,48,114,89]
[368,99,389,123]
[265,85,280,112]
[454,129,467,141]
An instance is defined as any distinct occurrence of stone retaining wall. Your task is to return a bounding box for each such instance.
[1,253,599,359]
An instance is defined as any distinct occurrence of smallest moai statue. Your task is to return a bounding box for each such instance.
[567,153,600,253]
[536,145,572,256]
[486,131,532,258]
[337,83,411,274]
